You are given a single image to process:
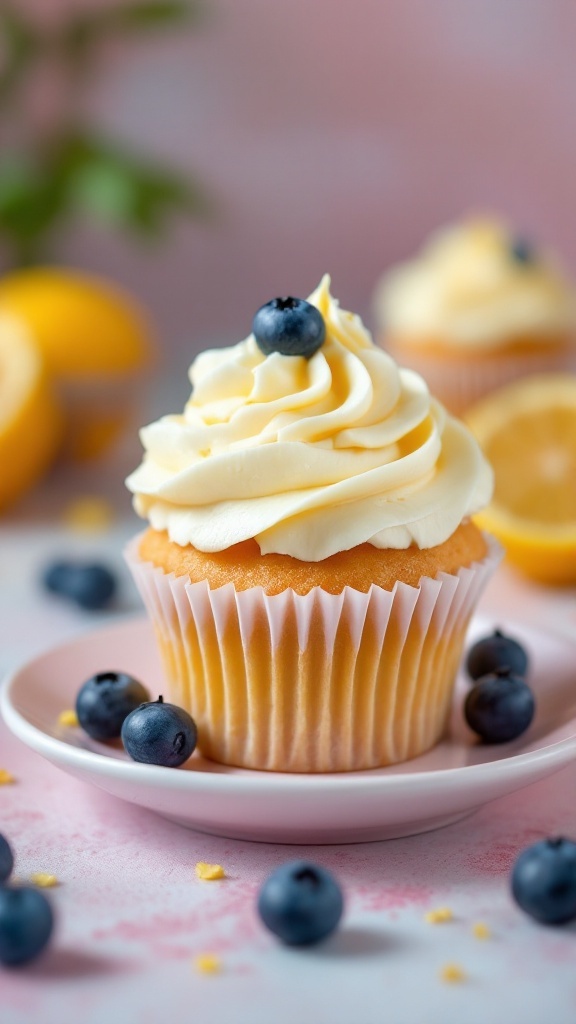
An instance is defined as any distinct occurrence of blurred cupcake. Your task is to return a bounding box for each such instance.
[125,276,499,773]
[373,217,576,414]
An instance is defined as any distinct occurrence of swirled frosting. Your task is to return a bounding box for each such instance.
[375,218,576,349]
[126,276,492,560]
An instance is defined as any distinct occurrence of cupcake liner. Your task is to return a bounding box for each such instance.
[125,534,502,773]
[383,338,576,415]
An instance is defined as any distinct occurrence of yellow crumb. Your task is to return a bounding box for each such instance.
[63,496,114,533]
[58,709,79,727]
[194,954,221,974]
[30,873,59,888]
[0,769,15,785]
[425,907,454,924]
[440,963,466,984]
[472,922,491,940]
[195,862,225,881]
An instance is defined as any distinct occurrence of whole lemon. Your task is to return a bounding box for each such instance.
[0,267,155,459]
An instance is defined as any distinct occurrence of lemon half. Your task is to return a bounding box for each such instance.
[0,268,154,460]
[0,316,63,510]
[466,374,576,585]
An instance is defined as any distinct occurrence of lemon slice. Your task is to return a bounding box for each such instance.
[0,268,154,460]
[465,374,576,584]
[0,316,63,510]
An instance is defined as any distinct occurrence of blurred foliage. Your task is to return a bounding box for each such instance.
[0,2,206,266]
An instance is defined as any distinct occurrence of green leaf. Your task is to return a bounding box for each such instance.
[0,156,67,264]
[0,6,41,108]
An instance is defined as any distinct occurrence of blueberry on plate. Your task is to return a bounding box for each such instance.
[466,628,529,681]
[0,886,54,966]
[511,837,576,925]
[252,296,325,358]
[76,671,150,741]
[42,561,117,610]
[257,861,344,946]
[0,834,14,884]
[121,697,197,768]
[464,667,535,743]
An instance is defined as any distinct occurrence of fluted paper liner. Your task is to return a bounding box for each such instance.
[384,338,576,416]
[125,534,501,773]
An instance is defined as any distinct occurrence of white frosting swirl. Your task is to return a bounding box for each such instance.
[375,218,576,349]
[127,276,492,560]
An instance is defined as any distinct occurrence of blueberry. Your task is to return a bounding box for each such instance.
[511,837,576,925]
[0,887,54,966]
[76,671,150,741]
[121,697,197,767]
[464,667,535,743]
[42,561,117,610]
[252,296,325,358]
[466,628,529,682]
[510,237,536,265]
[257,861,344,946]
[0,835,14,884]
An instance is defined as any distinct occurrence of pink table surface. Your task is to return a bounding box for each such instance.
[2,508,576,1024]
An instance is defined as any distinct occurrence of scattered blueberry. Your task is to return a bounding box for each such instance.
[257,861,344,946]
[252,296,325,358]
[42,561,117,611]
[121,697,197,767]
[76,671,150,742]
[466,628,529,682]
[510,237,536,265]
[0,886,54,966]
[511,837,576,925]
[0,835,14,884]
[464,667,535,743]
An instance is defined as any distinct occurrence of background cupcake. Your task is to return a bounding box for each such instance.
[373,217,576,415]
[126,276,499,773]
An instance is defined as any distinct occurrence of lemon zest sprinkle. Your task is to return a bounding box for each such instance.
[194,954,221,974]
[425,906,454,924]
[195,862,225,881]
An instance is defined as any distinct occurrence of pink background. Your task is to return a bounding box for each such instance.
[10,0,576,358]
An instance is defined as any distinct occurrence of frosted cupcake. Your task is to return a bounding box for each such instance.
[374,218,576,414]
[125,276,499,773]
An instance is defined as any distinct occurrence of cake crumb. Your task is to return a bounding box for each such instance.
[0,769,15,785]
[31,873,59,888]
[194,954,221,974]
[472,921,491,940]
[63,496,114,533]
[58,709,79,727]
[425,906,454,924]
[440,963,466,984]
[195,862,225,881]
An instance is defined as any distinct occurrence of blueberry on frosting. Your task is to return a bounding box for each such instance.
[252,296,325,358]
[510,237,536,265]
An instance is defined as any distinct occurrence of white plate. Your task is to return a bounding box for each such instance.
[2,614,576,844]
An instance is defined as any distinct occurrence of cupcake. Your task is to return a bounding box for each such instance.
[125,276,499,773]
[373,217,576,414]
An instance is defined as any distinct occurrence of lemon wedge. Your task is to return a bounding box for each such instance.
[465,374,576,585]
[0,316,63,510]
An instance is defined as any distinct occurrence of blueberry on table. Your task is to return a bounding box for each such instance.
[121,697,197,768]
[76,671,150,741]
[466,628,529,682]
[42,561,117,610]
[0,834,14,884]
[252,296,326,358]
[257,861,344,946]
[0,887,54,966]
[511,837,576,925]
[464,667,535,743]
